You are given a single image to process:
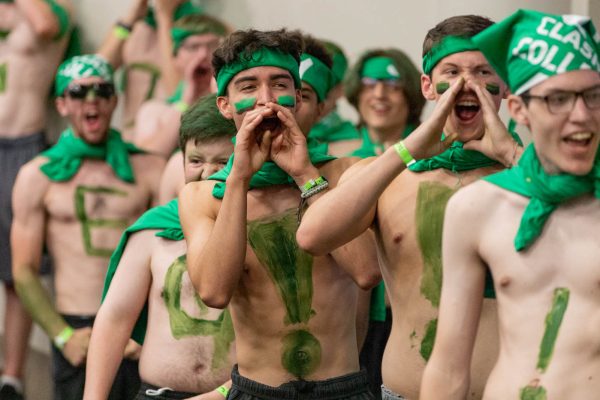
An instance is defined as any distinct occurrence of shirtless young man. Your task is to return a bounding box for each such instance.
[98,0,203,138]
[0,0,72,397]
[84,94,236,400]
[179,28,382,399]
[134,13,227,157]
[10,55,164,400]
[422,10,600,399]
[297,15,523,400]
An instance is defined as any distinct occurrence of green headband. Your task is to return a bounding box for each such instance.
[422,36,479,75]
[361,56,401,80]
[300,53,333,102]
[171,22,226,54]
[144,1,203,29]
[55,54,114,96]
[216,47,301,96]
[323,41,348,85]
[472,9,600,95]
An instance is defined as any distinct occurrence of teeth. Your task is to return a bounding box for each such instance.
[457,101,479,107]
[567,132,592,140]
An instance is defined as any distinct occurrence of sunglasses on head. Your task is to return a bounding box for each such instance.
[65,82,115,100]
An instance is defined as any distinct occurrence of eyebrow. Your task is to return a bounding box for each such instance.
[232,73,293,87]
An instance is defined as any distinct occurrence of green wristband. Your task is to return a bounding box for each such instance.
[53,326,74,350]
[394,140,416,167]
[173,100,189,113]
[216,385,229,398]
[113,25,131,40]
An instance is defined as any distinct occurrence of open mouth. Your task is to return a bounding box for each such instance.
[193,65,210,78]
[255,116,282,144]
[84,111,100,129]
[454,100,480,123]
[563,132,593,148]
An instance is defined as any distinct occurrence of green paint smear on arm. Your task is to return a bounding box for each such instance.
[416,182,456,308]
[281,329,322,378]
[162,255,235,370]
[419,318,437,361]
[277,95,295,107]
[0,63,6,93]
[247,210,315,325]
[536,287,570,373]
[234,97,256,114]
[74,186,129,258]
[520,385,547,400]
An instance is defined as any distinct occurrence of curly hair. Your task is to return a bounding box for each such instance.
[301,34,333,69]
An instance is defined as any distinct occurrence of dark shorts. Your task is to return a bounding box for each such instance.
[52,315,140,400]
[134,381,199,399]
[359,308,392,400]
[0,132,48,283]
[229,365,374,400]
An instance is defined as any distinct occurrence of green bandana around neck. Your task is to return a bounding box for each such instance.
[472,9,600,95]
[54,54,114,97]
[422,36,479,75]
[361,56,401,80]
[103,199,183,344]
[309,109,360,143]
[350,125,415,158]
[300,53,333,102]
[144,1,203,29]
[39,128,144,183]
[171,21,226,54]
[484,144,600,251]
[216,47,301,96]
[208,137,335,199]
[409,131,523,173]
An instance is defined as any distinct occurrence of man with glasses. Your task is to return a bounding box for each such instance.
[10,55,165,400]
[422,10,600,399]
[297,15,522,399]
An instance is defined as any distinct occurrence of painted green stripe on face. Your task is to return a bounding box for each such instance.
[162,255,235,370]
[436,82,450,95]
[234,97,256,114]
[419,318,437,361]
[520,385,547,400]
[537,287,570,372]
[0,63,7,94]
[486,83,500,95]
[277,95,296,107]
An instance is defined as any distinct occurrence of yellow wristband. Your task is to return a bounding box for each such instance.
[216,385,229,398]
[393,140,416,167]
[113,25,130,40]
[53,326,74,350]
[173,100,189,113]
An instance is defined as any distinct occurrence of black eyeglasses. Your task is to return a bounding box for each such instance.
[65,83,115,100]
[522,85,600,114]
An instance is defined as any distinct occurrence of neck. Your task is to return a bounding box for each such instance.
[367,123,406,149]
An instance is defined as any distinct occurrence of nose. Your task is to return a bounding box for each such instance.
[373,81,386,97]
[255,84,276,105]
[201,163,220,180]
[569,94,593,123]
[85,89,97,102]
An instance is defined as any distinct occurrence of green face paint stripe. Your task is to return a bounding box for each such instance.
[247,210,315,325]
[234,97,257,114]
[536,287,570,372]
[281,329,322,378]
[162,255,235,370]
[436,82,449,95]
[416,182,456,308]
[74,186,129,258]
[486,83,500,95]
[277,95,295,107]
[520,385,547,400]
[419,318,437,361]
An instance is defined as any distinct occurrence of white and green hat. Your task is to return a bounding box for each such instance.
[300,53,334,102]
[472,9,600,95]
[55,54,114,97]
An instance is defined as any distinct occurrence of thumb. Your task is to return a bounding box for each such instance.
[259,130,273,154]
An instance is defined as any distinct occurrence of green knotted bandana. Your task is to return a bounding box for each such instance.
[103,198,183,344]
[144,1,203,29]
[485,144,600,251]
[171,20,227,54]
[325,43,348,86]
[300,53,333,102]
[39,128,144,183]
[54,54,114,97]
[216,47,301,96]
[361,56,401,80]
[350,125,415,158]
[309,109,360,143]
[208,138,335,199]
[472,9,600,95]
[422,36,479,75]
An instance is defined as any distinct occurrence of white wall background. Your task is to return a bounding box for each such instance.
[1,0,597,355]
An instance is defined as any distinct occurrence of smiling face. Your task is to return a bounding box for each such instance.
[55,76,117,144]
[357,78,409,136]
[421,50,508,142]
[509,70,600,176]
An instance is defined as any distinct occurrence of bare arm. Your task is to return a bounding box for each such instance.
[15,0,70,39]
[154,0,180,94]
[420,188,487,399]
[83,231,153,400]
[96,0,148,68]
[158,151,185,204]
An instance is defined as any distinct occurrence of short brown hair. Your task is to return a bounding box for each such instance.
[422,15,494,58]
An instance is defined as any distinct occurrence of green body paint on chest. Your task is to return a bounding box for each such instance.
[162,255,235,370]
[0,63,7,93]
[520,385,547,400]
[74,186,129,258]
[415,182,456,361]
[537,288,570,372]
[247,210,321,377]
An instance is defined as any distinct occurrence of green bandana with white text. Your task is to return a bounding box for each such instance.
[471,9,600,95]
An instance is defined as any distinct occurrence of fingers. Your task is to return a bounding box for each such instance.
[469,81,497,119]
[431,77,464,121]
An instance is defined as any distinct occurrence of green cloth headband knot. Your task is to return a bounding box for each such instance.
[300,53,333,102]
[362,56,401,80]
[422,36,479,75]
[216,47,301,96]
[171,21,226,54]
[472,9,600,95]
[144,1,203,29]
[55,54,114,96]
[485,144,600,251]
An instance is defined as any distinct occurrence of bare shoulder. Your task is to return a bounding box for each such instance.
[13,156,51,207]
[446,179,507,222]
[319,156,375,186]
[179,180,221,218]
[131,152,167,176]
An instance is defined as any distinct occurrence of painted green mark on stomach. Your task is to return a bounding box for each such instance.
[74,186,129,258]
[0,63,7,93]
[537,288,570,372]
[162,254,235,370]
[247,209,320,377]
[415,182,455,361]
[520,384,547,400]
